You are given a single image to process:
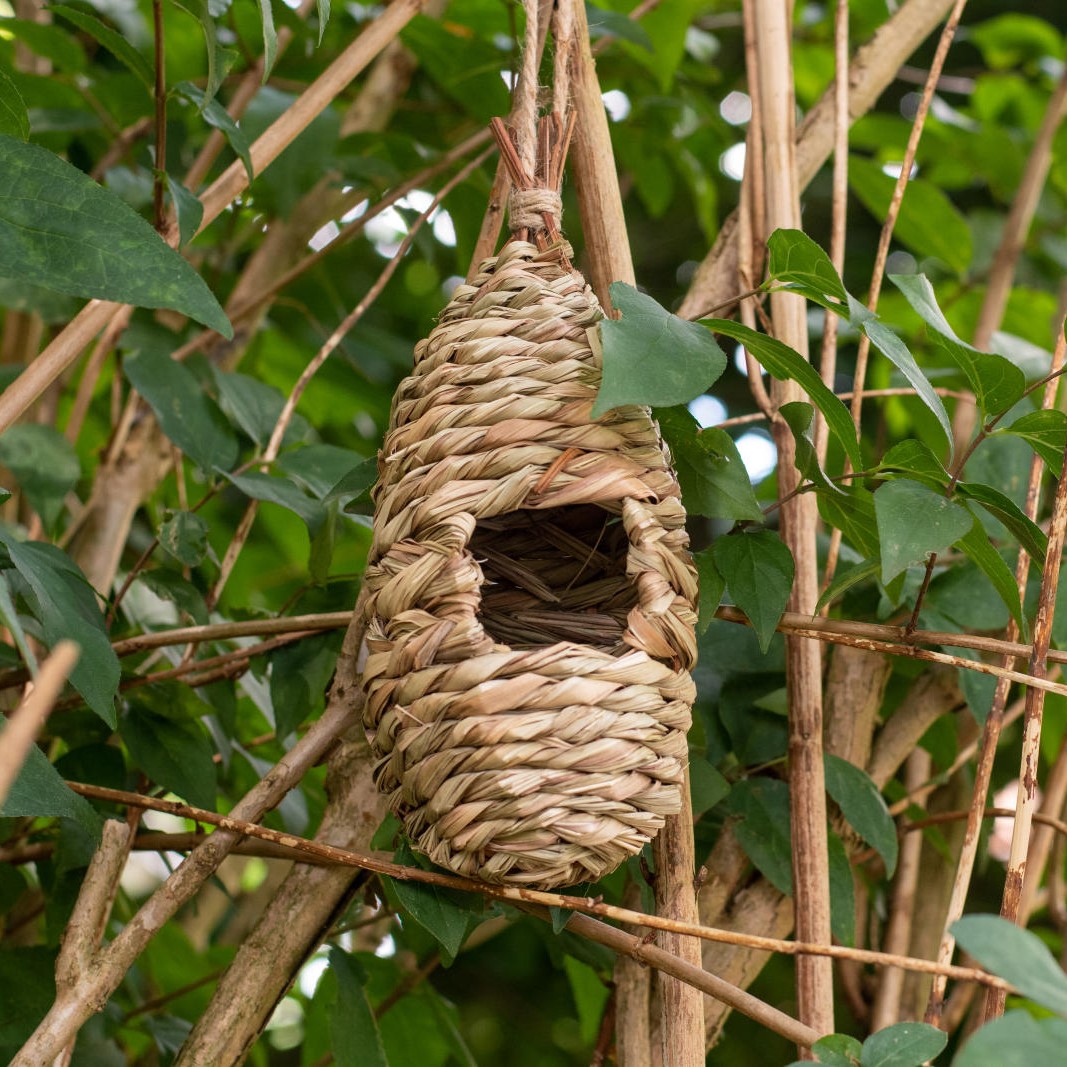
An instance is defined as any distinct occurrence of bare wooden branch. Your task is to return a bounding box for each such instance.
[0,641,79,808]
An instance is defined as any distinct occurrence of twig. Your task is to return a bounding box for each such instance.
[0,641,80,808]
[59,780,1016,995]
[981,421,1067,1022]
[751,0,834,1041]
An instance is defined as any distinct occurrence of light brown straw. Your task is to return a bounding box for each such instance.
[361,106,697,888]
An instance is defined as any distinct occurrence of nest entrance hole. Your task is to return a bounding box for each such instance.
[470,504,638,652]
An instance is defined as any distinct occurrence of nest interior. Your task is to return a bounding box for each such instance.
[471,504,637,653]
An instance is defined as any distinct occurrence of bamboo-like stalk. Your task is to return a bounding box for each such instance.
[750,0,834,1044]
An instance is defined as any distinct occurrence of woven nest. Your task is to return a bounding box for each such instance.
[360,240,698,888]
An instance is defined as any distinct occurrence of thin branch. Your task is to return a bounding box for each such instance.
[61,780,1014,994]
[0,642,80,808]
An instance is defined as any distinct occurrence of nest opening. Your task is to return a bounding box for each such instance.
[470,503,638,653]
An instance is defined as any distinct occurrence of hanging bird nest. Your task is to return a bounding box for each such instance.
[359,109,698,889]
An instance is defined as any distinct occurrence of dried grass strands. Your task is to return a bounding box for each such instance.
[360,120,697,889]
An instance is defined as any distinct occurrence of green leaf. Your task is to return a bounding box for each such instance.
[316,0,330,43]
[49,4,154,88]
[0,424,80,532]
[815,557,881,613]
[712,530,794,653]
[1002,409,1067,476]
[171,0,236,105]
[0,67,29,141]
[862,318,953,452]
[325,458,378,510]
[819,486,881,558]
[328,949,388,1067]
[693,547,725,635]
[951,914,1067,1015]
[827,830,855,946]
[0,135,231,335]
[824,753,898,877]
[593,283,727,416]
[0,947,58,1048]
[766,228,848,304]
[0,575,38,676]
[174,82,253,182]
[0,535,119,726]
[873,479,972,583]
[728,777,792,894]
[689,757,730,817]
[657,407,763,521]
[955,482,1047,561]
[779,401,842,493]
[0,17,86,72]
[955,1011,1067,1067]
[120,706,217,810]
[269,634,338,740]
[849,157,971,274]
[563,956,611,1045]
[212,368,305,447]
[891,274,1024,417]
[585,2,653,50]
[136,569,207,625]
[876,439,950,491]
[159,510,210,567]
[125,350,238,473]
[258,0,278,79]
[0,740,102,842]
[277,444,369,500]
[167,175,203,249]
[955,515,1026,637]
[813,1033,863,1066]
[860,1022,947,1067]
[225,471,326,535]
[703,319,863,469]
[387,846,473,959]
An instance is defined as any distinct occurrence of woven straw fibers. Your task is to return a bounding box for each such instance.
[361,241,698,888]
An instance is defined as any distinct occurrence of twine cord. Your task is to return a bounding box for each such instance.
[512,0,542,179]
[508,188,563,232]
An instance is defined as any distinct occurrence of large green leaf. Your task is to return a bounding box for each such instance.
[0,534,119,726]
[861,1022,947,1067]
[712,530,794,653]
[269,634,338,740]
[873,479,972,582]
[120,705,218,811]
[702,319,863,469]
[951,914,1067,1015]
[0,134,231,336]
[850,157,972,274]
[0,738,102,843]
[328,949,388,1067]
[766,228,848,304]
[824,754,898,876]
[0,68,29,141]
[728,777,792,893]
[954,515,1026,637]
[657,406,763,521]
[693,546,725,634]
[954,482,1047,561]
[862,318,953,453]
[125,350,238,473]
[225,471,326,535]
[0,424,80,532]
[386,844,473,960]
[50,4,154,88]
[891,274,1024,417]
[819,486,881,559]
[779,401,842,493]
[1002,409,1067,476]
[955,1012,1067,1067]
[876,439,950,491]
[593,283,727,416]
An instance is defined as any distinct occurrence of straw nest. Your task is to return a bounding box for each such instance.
[360,240,698,888]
